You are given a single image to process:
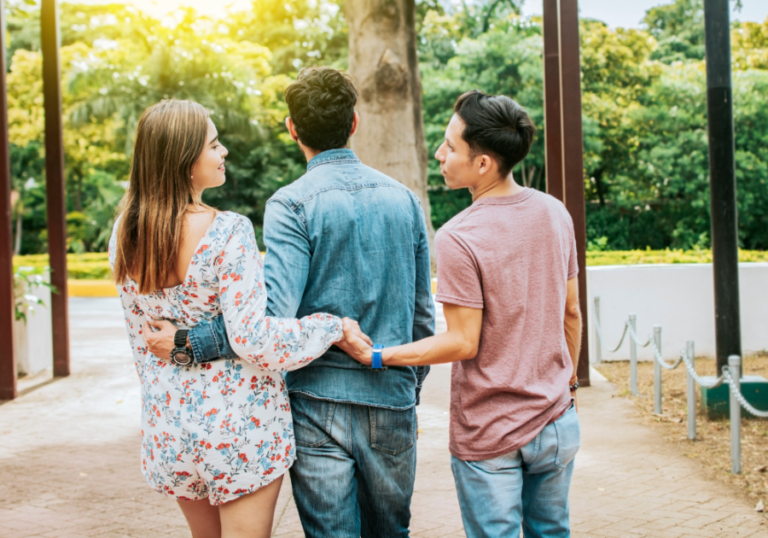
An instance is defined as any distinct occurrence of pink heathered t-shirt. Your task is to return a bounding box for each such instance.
[436,188,578,461]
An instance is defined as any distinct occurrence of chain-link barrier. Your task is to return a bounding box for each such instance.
[649,337,684,370]
[722,367,768,418]
[592,295,768,474]
[592,314,629,353]
[626,323,652,348]
[681,348,725,389]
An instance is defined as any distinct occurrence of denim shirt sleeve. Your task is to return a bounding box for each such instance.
[412,202,436,405]
[189,314,237,364]
[262,198,310,318]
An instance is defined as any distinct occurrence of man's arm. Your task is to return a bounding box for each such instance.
[261,198,310,318]
[412,205,436,402]
[351,303,482,367]
[144,315,237,362]
[564,276,582,382]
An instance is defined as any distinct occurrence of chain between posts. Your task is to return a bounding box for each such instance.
[723,367,768,418]
[591,298,768,475]
[591,299,766,417]
[592,315,629,353]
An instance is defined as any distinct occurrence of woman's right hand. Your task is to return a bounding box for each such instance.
[336,318,374,365]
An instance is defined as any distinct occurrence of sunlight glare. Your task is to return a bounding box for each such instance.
[67,0,253,19]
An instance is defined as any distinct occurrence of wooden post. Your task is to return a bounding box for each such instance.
[542,0,590,386]
[0,0,18,400]
[542,0,564,202]
[41,0,70,377]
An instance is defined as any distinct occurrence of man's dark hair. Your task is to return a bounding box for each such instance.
[453,90,536,177]
[284,67,358,151]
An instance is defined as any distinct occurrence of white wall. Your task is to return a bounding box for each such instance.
[587,263,768,362]
[14,281,53,377]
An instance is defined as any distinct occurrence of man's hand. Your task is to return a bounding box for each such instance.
[143,319,177,361]
[336,317,373,365]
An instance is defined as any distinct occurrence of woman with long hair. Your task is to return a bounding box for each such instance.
[109,99,367,537]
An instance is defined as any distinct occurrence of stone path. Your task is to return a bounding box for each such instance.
[0,298,766,537]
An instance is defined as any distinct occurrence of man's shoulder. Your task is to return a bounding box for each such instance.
[269,162,415,210]
[438,202,480,237]
[435,205,479,254]
[527,189,571,218]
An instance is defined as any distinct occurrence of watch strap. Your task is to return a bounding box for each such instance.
[174,329,188,348]
[371,344,384,370]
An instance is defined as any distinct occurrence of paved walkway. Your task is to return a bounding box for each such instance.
[1,298,767,537]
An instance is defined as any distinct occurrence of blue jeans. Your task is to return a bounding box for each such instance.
[289,395,417,538]
[450,404,580,538]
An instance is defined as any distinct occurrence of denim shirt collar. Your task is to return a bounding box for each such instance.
[307,148,360,172]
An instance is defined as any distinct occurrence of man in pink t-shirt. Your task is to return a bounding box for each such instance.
[349,90,583,537]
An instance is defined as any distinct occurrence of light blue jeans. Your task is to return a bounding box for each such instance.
[450,403,580,538]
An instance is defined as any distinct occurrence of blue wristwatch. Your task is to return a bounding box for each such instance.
[372,344,384,370]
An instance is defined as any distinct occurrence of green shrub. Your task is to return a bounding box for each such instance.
[13,249,768,280]
[14,253,111,280]
[586,249,768,266]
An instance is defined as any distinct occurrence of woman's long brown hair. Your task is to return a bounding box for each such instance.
[113,99,210,294]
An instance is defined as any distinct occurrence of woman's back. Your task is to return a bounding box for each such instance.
[109,210,343,505]
[113,210,232,329]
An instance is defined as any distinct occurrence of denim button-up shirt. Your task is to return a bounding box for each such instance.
[189,149,435,409]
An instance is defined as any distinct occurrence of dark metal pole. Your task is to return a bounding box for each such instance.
[704,0,741,376]
[41,0,70,377]
[559,0,590,387]
[542,0,564,201]
[0,0,18,400]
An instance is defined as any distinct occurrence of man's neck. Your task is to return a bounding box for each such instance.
[470,176,524,202]
[299,143,352,163]
[301,146,323,162]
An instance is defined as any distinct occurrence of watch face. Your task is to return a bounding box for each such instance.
[173,351,192,365]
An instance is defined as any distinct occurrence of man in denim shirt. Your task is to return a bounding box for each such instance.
[145,67,434,537]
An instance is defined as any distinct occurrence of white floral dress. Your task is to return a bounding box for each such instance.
[109,211,343,505]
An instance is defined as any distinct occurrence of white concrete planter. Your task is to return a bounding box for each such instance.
[14,276,53,377]
[588,263,768,363]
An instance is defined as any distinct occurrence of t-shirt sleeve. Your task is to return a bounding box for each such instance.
[435,229,484,309]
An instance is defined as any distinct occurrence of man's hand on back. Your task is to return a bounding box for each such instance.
[143,319,177,361]
[336,317,373,364]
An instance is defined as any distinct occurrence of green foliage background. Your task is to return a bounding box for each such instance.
[6,0,768,254]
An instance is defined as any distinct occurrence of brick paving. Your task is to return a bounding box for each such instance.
[0,298,766,537]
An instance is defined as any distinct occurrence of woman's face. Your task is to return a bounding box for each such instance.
[190,118,228,194]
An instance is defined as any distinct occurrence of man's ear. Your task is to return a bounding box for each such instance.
[285,117,299,142]
[350,111,359,137]
[477,154,496,176]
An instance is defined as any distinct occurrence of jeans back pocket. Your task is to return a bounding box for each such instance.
[369,407,415,456]
[554,405,581,469]
[291,395,335,448]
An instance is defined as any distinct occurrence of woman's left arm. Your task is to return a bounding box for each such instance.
[216,216,344,371]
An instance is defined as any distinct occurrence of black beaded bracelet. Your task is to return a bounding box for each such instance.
[569,381,579,392]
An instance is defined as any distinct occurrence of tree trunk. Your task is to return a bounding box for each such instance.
[345,0,436,262]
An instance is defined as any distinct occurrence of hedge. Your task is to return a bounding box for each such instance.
[12,249,768,280]
[586,249,768,266]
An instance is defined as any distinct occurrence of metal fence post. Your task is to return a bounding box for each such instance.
[629,314,638,395]
[729,355,741,474]
[594,296,602,365]
[653,325,662,414]
[686,341,696,440]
